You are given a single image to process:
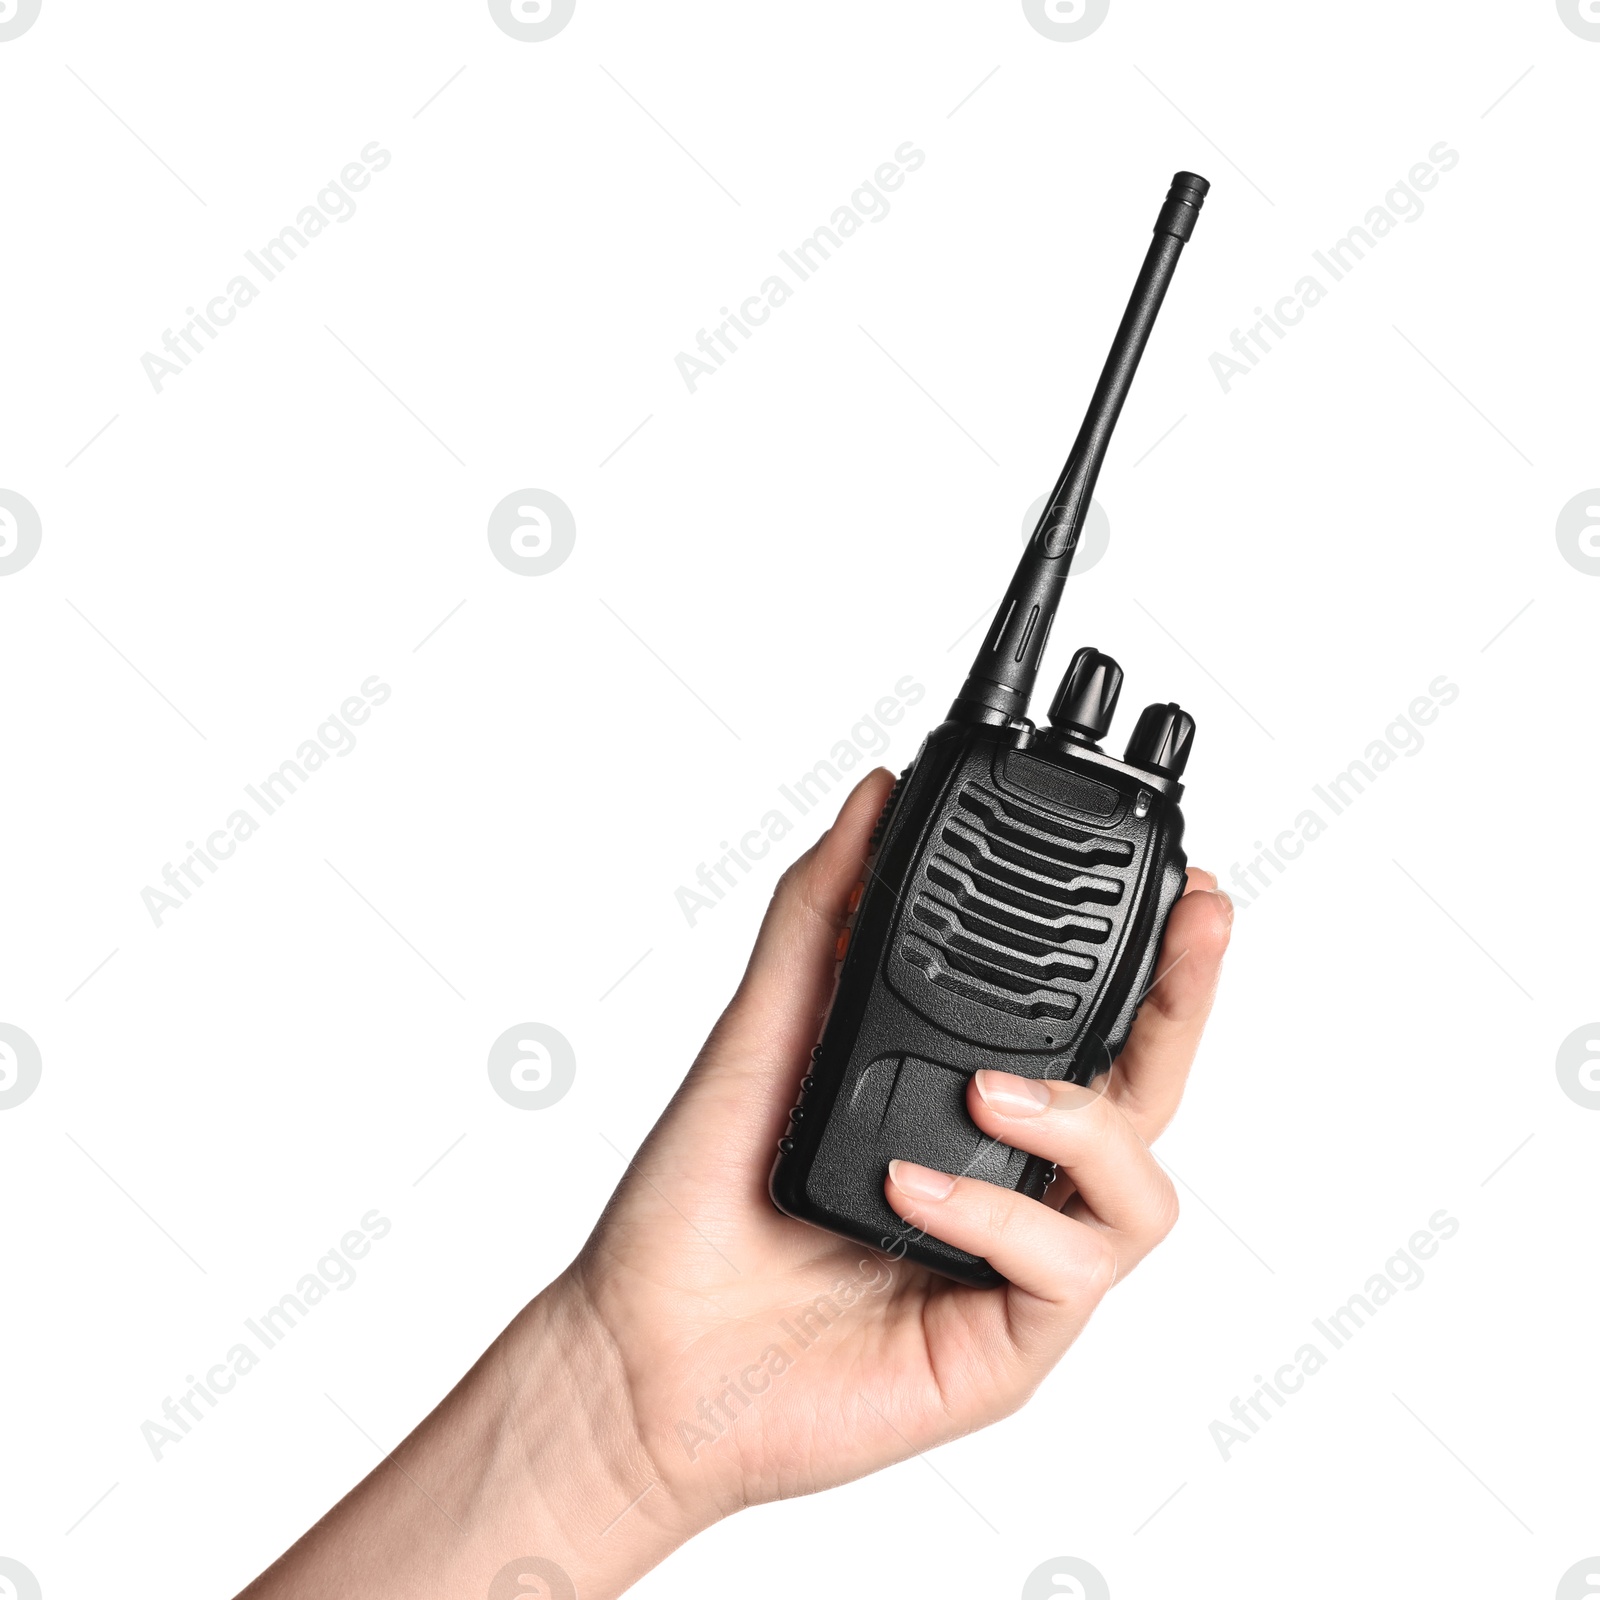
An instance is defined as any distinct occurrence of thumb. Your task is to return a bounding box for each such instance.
[700,766,894,1090]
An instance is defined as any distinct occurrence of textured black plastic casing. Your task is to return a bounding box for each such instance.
[769,718,1187,1287]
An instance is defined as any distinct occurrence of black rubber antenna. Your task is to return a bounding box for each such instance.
[951,172,1209,724]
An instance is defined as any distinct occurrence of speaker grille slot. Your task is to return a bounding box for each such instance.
[899,783,1132,1022]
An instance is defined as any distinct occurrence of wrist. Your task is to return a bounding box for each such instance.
[492,1271,719,1591]
[241,1273,714,1599]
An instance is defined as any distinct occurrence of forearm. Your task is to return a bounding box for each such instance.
[238,1277,706,1600]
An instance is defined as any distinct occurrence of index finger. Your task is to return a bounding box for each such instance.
[1104,880,1232,1141]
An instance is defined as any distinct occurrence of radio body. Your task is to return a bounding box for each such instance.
[770,173,1210,1286]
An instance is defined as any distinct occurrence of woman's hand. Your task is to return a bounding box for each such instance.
[240,767,1231,1600]
[519,767,1231,1568]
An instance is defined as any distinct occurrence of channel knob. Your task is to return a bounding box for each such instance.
[1046,647,1123,746]
[1124,702,1195,778]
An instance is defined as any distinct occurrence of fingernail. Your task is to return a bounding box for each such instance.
[974,1070,1051,1117]
[1216,889,1235,923]
[888,1159,956,1200]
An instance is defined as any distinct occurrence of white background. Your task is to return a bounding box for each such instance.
[2,2,1598,1596]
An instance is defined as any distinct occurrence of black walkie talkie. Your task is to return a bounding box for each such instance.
[771,173,1210,1287]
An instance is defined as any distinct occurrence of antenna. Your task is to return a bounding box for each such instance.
[951,172,1209,724]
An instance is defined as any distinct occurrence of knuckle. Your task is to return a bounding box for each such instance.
[774,854,808,899]
[976,1183,1022,1245]
[1148,1174,1181,1243]
[1042,1084,1111,1148]
[1081,1232,1119,1298]
[778,850,832,926]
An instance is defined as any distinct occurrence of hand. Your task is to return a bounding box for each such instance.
[528,767,1232,1553]
[239,767,1231,1599]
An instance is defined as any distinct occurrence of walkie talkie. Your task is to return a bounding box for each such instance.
[770,173,1210,1287]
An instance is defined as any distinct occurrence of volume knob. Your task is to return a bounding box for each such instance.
[1046,647,1123,746]
[1124,702,1195,778]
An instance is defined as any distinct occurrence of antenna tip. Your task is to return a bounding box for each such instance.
[1155,171,1209,240]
